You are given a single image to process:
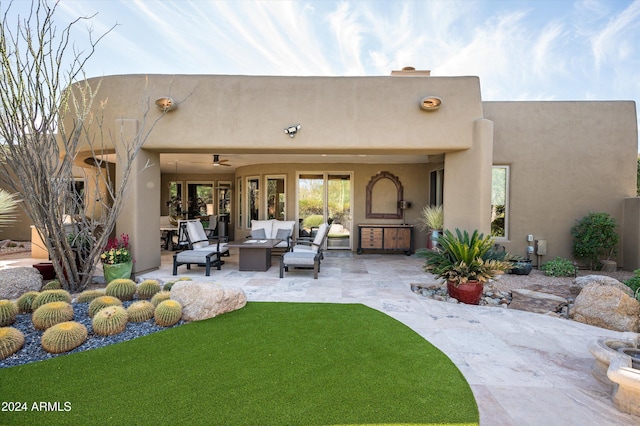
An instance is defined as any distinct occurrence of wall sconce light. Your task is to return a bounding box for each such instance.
[284,124,301,138]
[399,200,412,224]
[419,96,442,111]
[155,97,177,112]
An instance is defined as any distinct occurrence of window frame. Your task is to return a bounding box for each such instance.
[491,165,510,241]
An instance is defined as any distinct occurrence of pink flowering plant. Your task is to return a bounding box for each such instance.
[100,233,132,265]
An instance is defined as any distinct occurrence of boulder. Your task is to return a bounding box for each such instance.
[0,267,43,300]
[509,289,568,314]
[570,283,640,332]
[170,281,247,321]
[572,275,634,297]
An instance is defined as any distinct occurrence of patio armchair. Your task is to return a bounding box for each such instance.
[292,222,329,256]
[177,219,229,257]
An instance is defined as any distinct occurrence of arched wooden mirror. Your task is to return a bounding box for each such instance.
[366,171,403,219]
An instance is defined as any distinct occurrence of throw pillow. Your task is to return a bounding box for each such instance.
[251,228,267,239]
[276,228,291,240]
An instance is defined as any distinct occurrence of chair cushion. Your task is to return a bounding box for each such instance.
[176,250,218,263]
[283,252,317,266]
[251,228,267,239]
[313,223,329,245]
[192,241,209,249]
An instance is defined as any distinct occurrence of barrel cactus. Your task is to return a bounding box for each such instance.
[76,289,106,303]
[136,280,161,300]
[0,327,25,359]
[32,289,72,310]
[88,296,123,318]
[151,291,171,307]
[127,301,155,323]
[105,279,137,301]
[41,280,62,291]
[41,321,88,354]
[163,277,191,291]
[154,300,182,327]
[92,305,128,336]
[16,291,40,313]
[32,301,74,330]
[0,300,18,327]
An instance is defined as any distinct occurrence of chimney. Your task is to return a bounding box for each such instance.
[390,66,431,76]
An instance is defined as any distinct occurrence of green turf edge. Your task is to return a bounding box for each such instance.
[0,302,478,426]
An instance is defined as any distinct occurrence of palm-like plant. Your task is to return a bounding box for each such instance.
[417,229,512,286]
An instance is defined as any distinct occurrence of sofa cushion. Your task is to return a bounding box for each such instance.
[251,220,273,238]
[273,220,296,239]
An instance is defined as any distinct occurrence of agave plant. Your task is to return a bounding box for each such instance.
[417,228,513,286]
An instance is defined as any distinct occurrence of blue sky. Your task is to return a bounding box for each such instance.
[9,0,640,141]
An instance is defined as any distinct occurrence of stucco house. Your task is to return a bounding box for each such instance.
[7,68,639,274]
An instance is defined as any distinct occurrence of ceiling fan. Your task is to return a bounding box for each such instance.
[191,154,231,167]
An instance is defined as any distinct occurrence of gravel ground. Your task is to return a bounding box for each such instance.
[488,268,635,294]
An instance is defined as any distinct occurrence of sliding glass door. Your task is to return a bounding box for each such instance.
[297,173,352,250]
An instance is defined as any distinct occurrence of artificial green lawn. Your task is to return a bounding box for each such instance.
[0,302,478,425]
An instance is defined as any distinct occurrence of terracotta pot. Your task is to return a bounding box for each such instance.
[33,263,56,280]
[447,280,484,305]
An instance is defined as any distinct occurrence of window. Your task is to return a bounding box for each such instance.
[247,176,259,228]
[65,179,85,216]
[266,175,286,220]
[237,177,242,228]
[491,166,509,239]
[429,169,444,206]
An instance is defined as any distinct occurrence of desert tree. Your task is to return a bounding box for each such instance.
[0,0,166,292]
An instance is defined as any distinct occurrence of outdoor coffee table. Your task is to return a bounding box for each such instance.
[226,239,282,271]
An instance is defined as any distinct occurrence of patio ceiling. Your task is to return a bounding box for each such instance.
[159,152,436,174]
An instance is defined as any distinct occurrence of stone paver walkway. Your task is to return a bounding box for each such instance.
[4,250,638,425]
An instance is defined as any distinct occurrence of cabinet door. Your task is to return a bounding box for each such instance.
[396,228,411,250]
[383,228,399,249]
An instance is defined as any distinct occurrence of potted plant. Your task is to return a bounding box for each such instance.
[100,233,133,283]
[417,205,443,249]
[417,229,513,304]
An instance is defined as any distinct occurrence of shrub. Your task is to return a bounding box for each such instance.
[136,280,161,299]
[571,212,619,270]
[0,327,24,359]
[624,269,640,300]
[0,300,18,327]
[16,291,39,313]
[76,289,106,303]
[127,301,155,322]
[88,296,123,318]
[41,321,87,354]
[151,291,171,307]
[92,306,128,336]
[105,279,137,301]
[154,300,182,327]
[32,289,72,310]
[541,257,576,277]
[32,301,74,330]
[41,280,62,291]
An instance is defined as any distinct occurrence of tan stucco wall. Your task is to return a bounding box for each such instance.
[82,74,482,155]
[485,101,638,267]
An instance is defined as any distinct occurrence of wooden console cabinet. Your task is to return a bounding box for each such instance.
[357,224,414,255]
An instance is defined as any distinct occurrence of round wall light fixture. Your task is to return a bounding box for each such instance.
[419,96,442,111]
[155,97,177,112]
